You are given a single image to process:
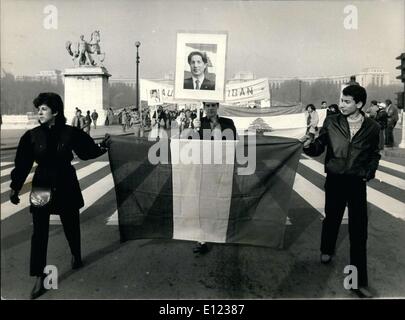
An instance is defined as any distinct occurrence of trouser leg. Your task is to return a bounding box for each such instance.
[385,126,394,146]
[321,175,347,255]
[379,130,384,150]
[59,209,81,259]
[347,177,368,287]
[30,208,51,276]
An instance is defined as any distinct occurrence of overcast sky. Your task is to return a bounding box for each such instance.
[1,0,404,80]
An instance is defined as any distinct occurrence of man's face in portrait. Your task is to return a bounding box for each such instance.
[189,54,207,77]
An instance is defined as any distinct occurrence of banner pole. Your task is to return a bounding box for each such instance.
[197,102,201,120]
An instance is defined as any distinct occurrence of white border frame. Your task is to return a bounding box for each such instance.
[174,32,228,102]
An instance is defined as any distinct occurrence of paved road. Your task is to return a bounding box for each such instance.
[1,145,404,300]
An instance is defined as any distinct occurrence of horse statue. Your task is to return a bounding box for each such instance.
[65,31,105,67]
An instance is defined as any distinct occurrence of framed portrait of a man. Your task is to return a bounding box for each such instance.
[148,89,161,106]
[174,32,227,102]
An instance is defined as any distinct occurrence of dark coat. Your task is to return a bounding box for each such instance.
[183,77,215,90]
[198,116,237,140]
[10,124,106,211]
[304,113,381,180]
[375,109,388,130]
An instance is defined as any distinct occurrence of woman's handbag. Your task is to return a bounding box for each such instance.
[30,187,52,208]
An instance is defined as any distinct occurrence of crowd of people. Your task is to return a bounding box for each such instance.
[109,105,205,134]
[71,108,99,135]
[151,106,203,132]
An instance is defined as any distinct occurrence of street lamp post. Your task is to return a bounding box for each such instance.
[135,41,142,134]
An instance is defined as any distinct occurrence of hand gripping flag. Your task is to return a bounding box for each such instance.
[108,134,302,248]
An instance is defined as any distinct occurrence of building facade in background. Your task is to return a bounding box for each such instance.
[15,69,62,84]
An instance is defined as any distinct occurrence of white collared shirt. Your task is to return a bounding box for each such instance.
[192,76,205,89]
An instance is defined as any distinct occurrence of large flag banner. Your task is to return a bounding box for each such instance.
[108,135,302,248]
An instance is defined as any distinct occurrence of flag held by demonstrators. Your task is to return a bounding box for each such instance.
[108,135,302,248]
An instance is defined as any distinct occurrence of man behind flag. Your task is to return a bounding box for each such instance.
[189,102,237,254]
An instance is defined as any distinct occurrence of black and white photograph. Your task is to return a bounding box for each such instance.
[1,0,405,308]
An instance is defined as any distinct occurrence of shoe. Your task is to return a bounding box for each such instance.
[320,253,332,264]
[71,255,84,270]
[193,242,209,254]
[30,275,46,300]
[351,286,373,298]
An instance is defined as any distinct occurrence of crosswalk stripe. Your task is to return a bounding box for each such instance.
[1,162,13,167]
[302,150,405,174]
[367,188,405,221]
[300,159,405,191]
[1,162,108,221]
[379,160,405,173]
[0,161,79,195]
[1,167,14,177]
[50,173,115,224]
[106,208,294,226]
[375,170,405,190]
[106,210,118,225]
[1,163,37,178]
[293,173,326,217]
[1,172,34,194]
[300,159,405,221]
[74,161,108,180]
[1,192,31,221]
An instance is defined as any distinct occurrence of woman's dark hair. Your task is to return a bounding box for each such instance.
[33,92,66,126]
[306,104,316,111]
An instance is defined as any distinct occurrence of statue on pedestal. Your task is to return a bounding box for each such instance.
[66,31,105,67]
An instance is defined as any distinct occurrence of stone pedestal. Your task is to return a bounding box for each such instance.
[63,67,111,126]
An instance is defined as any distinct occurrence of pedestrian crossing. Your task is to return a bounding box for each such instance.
[378,160,405,173]
[1,156,405,226]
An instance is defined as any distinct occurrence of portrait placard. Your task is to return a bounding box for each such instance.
[174,32,227,102]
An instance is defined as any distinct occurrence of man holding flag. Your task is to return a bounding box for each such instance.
[190,102,237,254]
[300,85,380,298]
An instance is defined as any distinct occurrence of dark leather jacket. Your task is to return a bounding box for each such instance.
[198,116,237,140]
[304,113,381,180]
